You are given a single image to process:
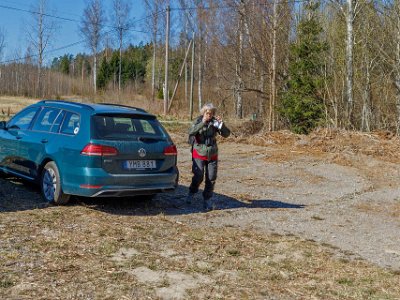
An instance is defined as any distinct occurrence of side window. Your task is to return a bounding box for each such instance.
[7,107,38,130]
[32,107,61,132]
[60,112,80,135]
[50,110,66,133]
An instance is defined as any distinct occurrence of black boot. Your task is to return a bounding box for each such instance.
[203,197,212,211]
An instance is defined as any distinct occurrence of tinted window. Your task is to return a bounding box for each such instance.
[32,107,61,132]
[7,107,38,130]
[50,110,66,133]
[60,112,80,135]
[92,115,166,140]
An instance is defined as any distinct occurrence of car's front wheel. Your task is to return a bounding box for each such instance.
[41,161,70,205]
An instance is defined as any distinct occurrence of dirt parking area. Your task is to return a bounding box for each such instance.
[1,128,400,299]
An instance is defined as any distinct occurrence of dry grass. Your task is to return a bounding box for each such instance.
[1,206,399,300]
[230,126,400,164]
[0,96,40,117]
[355,201,400,218]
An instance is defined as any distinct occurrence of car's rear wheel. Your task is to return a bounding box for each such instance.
[41,161,70,205]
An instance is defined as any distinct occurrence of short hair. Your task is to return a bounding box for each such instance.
[200,103,217,115]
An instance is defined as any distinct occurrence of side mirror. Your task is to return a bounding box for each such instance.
[0,121,6,130]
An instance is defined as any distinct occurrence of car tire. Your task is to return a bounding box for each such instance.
[41,161,70,205]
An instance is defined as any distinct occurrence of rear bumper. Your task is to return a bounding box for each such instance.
[62,166,179,197]
[90,185,176,197]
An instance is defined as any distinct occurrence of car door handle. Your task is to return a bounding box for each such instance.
[16,136,22,140]
[41,139,48,144]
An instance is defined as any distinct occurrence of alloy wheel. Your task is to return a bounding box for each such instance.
[42,167,56,202]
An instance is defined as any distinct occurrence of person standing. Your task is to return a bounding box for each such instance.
[186,103,231,210]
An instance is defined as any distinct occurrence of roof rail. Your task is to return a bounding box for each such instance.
[38,99,95,111]
[100,103,148,113]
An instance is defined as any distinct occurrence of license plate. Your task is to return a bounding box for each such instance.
[124,160,156,170]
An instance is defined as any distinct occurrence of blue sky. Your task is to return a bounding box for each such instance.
[0,0,148,64]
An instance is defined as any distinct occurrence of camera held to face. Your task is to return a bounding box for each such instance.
[211,117,222,130]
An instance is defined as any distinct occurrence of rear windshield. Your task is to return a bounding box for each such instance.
[91,114,167,140]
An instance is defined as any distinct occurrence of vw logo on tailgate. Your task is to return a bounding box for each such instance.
[138,148,146,158]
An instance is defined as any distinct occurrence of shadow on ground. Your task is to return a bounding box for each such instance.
[77,185,305,216]
[0,178,305,215]
[0,177,49,212]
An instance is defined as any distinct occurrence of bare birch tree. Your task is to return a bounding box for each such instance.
[26,0,56,97]
[383,0,400,134]
[270,0,278,130]
[144,0,163,101]
[344,0,355,127]
[111,0,131,93]
[358,3,380,132]
[0,27,6,83]
[80,0,106,94]
[196,2,206,111]
[0,28,5,61]
[331,0,361,127]
[235,1,245,119]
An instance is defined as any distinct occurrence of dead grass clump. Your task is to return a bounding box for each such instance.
[234,128,400,163]
[300,128,400,162]
[241,130,300,147]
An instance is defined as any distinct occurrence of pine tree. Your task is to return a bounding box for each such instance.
[280,2,328,134]
[97,56,111,89]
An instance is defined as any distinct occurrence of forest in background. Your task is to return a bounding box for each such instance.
[1,0,400,134]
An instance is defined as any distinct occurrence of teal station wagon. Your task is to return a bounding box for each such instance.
[0,100,179,204]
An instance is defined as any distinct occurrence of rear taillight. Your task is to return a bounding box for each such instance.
[163,144,177,156]
[79,184,103,189]
[81,143,118,156]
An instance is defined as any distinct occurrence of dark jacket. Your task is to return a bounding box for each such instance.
[188,116,231,160]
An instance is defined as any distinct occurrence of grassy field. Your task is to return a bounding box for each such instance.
[1,199,399,300]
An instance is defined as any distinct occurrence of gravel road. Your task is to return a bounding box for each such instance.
[168,140,400,271]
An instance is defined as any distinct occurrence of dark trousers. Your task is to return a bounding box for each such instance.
[189,158,218,200]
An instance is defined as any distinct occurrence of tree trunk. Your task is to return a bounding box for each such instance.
[198,29,203,111]
[185,18,188,105]
[269,0,278,131]
[345,0,354,127]
[93,54,97,94]
[395,1,400,135]
[119,29,122,94]
[37,4,44,98]
[164,5,170,115]
[360,19,373,132]
[82,62,85,86]
[235,6,244,119]
[361,59,371,132]
[258,52,266,117]
[152,33,156,101]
